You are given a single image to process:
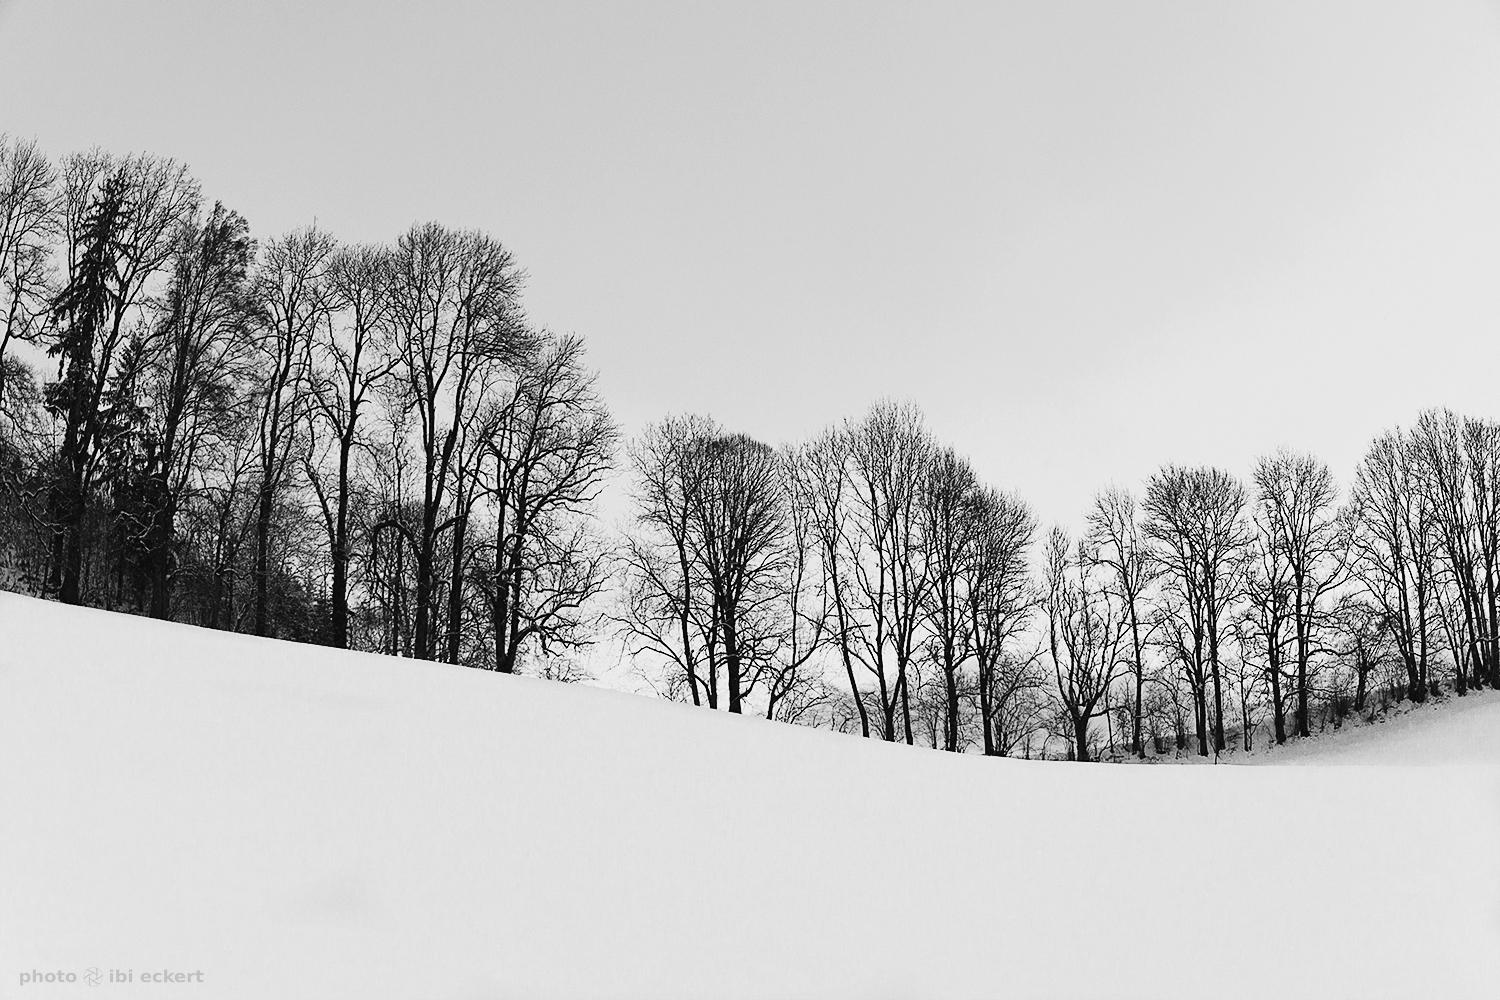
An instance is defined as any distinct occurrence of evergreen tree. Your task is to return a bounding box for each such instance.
[45,169,127,604]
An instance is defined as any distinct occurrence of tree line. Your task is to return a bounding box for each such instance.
[3,136,1495,759]
[0,137,615,672]
[618,400,1500,759]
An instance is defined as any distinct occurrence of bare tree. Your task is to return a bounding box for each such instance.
[1252,449,1347,738]
[684,432,787,714]
[137,201,256,618]
[800,426,870,736]
[176,409,258,631]
[761,444,835,722]
[1144,465,1249,755]
[480,330,617,673]
[1350,428,1439,702]
[367,404,421,657]
[386,223,525,660]
[248,227,331,636]
[1042,527,1125,762]
[618,416,786,713]
[0,136,56,428]
[1152,590,1212,755]
[1240,505,1294,744]
[1333,595,1391,714]
[1410,410,1500,692]
[921,446,981,752]
[618,414,721,705]
[305,243,396,647]
[984,647,1048,757]
[965,486,1036,755]
[1222,647,1264,751]
[1144,668,1192,755]
[844,400,933,743]
[1086,486,1157,757]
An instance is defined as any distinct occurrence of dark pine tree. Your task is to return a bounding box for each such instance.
[45,170,129,604]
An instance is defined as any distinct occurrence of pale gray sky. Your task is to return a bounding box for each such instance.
[4,1,1500,532]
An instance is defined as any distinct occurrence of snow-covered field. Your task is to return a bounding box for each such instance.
[3,592,1498,999]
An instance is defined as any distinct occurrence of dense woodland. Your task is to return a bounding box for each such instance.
[3,137,1497,760]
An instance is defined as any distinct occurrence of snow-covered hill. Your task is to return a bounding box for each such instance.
[1240,686,1500,766]
[3,592,1498,999]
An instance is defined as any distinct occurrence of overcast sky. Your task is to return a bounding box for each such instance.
[4,1,1500,535]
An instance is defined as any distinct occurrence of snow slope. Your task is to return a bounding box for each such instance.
[1239,687,1500,765]
[2,591,1499,999]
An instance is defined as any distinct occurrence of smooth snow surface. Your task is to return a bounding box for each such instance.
[3,592,1499,999]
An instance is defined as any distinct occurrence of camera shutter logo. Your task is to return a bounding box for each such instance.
[84,967,102,987]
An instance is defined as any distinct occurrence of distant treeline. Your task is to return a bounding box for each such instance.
[2,137,1494,760]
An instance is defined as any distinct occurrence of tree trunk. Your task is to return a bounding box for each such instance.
[876,659,895,741]
[944,659,959,753]
[1294,605,1313,736]
[330,435,352,648]
[53,440,87,605]
[676,535,697,699]
[146,482,174,620]
[61,505,83,606]
[1209,629,1226,753]
[253,483,272,636]
[49,459,86,606]
[978,655,995,755]
[1269,655,1286,745]
[1129,610,1144,757]
[899,662,914,745]
[844,650,868,737]
[1073,715,1091,763]
[504,509,527,674]
[415,501,436,660]
[1296,657,1310,738]
[446,505,468,665]
[47,491,65,597]
[724,603,742,714]
[1193,685,1209,757]
[827,552,868,737]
